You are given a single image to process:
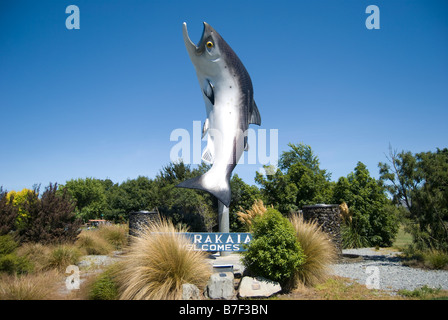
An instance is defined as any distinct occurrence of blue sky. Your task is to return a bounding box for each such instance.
[1,0,447,192]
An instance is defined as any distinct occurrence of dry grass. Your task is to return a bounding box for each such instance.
[97,224,128,250]
[16,242,52,272]
[75,224,128,255]
[236,199,269,231]
[0,270,61,300]
[76,230,114,255]
[339,202,352,224]
[45,245,82,271]
[116,217,211,300]
[314,276,398,300]
[16,242,81,272]
[276,276,401,300]
[290,213,338,287]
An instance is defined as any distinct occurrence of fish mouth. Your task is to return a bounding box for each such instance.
[182,22,207,56]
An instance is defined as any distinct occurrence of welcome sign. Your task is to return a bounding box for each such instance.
[184,233,252,252]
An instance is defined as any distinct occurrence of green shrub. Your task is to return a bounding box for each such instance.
[0,254,32,275]
[0,235,32,275]
[401,246,448,270]
[88,266,120,300]
[0,235,19,256]
[399,285,442,299]
[242,208,305,288]
[424,250,448,270]
[341,221,371,249]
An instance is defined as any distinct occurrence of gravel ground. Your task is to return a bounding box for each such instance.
[69,250,448,297]
[331,248,448,293]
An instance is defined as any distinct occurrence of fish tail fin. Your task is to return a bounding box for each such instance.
[176,171,231,207]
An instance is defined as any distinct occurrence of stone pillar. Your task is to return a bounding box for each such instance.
[128,210,160,237]
[302,204,342,254]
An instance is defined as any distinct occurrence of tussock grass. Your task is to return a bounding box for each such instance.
[116,218,211,300]
[290,213,338,287]
[0,270,60,300]
[16,243,52,272]
[16,243,81,273]
[97,224,128,250]
[76,230,114,255]
[46,245,81,271]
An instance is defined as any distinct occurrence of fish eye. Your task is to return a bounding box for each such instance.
[206,41,214,49]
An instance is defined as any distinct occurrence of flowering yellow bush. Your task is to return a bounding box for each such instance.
[5,189,36,228]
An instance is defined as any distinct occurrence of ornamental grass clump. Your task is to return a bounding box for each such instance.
[116,217,211,300]
[0,270,60,300]
[97,224,128,250]
[76,230,114,255]
[236,199,269,231]
[290,213,338,287]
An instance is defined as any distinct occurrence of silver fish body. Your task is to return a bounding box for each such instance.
[177,22,261,207]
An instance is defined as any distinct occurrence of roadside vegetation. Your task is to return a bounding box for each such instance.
[1,142,447,300]
[0,225,128,300]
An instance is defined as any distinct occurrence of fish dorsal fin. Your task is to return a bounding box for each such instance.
[249,100,261,125]
[202,118,209,139]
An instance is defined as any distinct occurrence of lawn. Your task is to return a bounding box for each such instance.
[392,225,413,250]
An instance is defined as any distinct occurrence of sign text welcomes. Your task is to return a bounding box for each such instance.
[184,233,252,252]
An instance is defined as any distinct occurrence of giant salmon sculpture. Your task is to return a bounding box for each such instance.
[177,22,261,207]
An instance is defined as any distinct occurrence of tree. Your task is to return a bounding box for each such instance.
[380,148,448,251]
[378,147,420,209]
[0,188,18,235]
[19,183,81,244]
[5,188,37,229]
[62,178,108,221]
[334,162,398,247]
[229,174,261,231]
[153,161,217,232]
[115,177,156,214]
[99,179,126,223]
[412,149,448,251]
[255,143,333,214]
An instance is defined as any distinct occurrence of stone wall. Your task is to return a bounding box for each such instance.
[301,204,342,254]
[128,210,160,237]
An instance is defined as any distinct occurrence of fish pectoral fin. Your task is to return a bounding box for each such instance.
[244,136,249,151]
[249,100,261,125]
[203,80,215,105]
[201,145,214,164]
[202,118,209,139]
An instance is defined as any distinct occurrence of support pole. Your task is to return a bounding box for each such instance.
[218,201,230,256]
